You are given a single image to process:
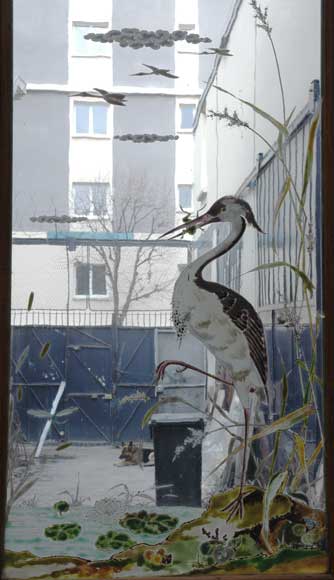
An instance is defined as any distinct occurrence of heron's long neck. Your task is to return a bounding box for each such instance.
[189,217,246,280]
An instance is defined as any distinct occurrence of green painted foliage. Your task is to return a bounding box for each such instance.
[44,523,81,541]
[120,510,178,535]
[96,530,135,551]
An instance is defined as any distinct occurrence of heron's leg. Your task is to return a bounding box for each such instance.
[155,360,233,387]
[223,407,252,522]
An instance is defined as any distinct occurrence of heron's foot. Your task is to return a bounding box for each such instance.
[222,489,253,522]
[155,360,187,383]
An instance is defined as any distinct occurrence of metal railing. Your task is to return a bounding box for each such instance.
[11,309,173,328]
[217,88,320,310]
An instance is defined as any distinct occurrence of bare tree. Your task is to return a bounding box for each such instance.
[74,175,177,387]
[83,175,174,325]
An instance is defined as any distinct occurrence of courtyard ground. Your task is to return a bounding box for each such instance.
[22,444,155,507]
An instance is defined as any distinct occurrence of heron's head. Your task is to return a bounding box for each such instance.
[160,196,264,239]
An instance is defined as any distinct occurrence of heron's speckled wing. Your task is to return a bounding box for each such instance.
[195,278,267,386]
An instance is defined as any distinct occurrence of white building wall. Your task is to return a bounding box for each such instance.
[12,244,69,310]
[11,242,187,319]
[201,0,320,204]
[69,0,113,88]
[174,0,199,91]
[194,0,321,312]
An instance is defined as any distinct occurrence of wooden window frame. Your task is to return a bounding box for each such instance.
[1,0,334,577]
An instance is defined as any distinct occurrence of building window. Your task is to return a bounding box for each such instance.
[178,184,193,209]
[75,264,107,296]
[178,24,196,31]
[72,22,110,56]
[179,104,196,129]
[74,102,108,135]
[72,182,109,216]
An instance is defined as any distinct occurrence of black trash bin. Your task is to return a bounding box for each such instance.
[150,413,204,507]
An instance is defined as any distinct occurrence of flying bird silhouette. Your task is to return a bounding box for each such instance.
[71,89,127,106]
[131,64,178,79]
[179,48,233,56]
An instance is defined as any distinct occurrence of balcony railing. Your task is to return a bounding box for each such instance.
[11,309,173,328]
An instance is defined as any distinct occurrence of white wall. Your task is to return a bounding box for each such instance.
[199,0,321,206]
[174,0,199,91]
[69,0,113,88]
[11,242,187,317]
[12,244,69,309]
[193,0,321,311]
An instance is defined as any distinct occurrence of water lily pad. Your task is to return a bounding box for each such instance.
[95,530,135,551]
[44,523,81,541]
[120,511,178,535]
[53,500,70,515]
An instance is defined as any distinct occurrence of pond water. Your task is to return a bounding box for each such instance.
[5,504,202,561]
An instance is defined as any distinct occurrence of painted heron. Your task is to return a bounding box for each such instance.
[156,196,268,519]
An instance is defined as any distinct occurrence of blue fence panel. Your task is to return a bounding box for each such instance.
[114,385,156,443]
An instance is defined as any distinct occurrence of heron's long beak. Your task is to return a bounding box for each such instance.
[159,212,214,240]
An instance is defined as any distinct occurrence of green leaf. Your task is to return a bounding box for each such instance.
[272,176,291,253]
[39,342,51,359]
[273,176,291,227]
[206,404,315,480]
[250,261,314,295]
[56,407,79,418]
[285,107,296,128]
[56,442,73,451]
[27,409,51,419]
[296,358,308,371]
[294,433,307,471]
[17,385,23,402]
[277,129,285,160]
[142,397,180,428]
[281,371,289,409]
[269,369,289,478]
[301,108,320,205]
[27,291,34,311]
[15,345,30,373]
[261,471,287,553]
[252,405,315,441]
[142,396,206,428]
[291,438,322,491]
[12,478,39,502]
[213,84,288,135]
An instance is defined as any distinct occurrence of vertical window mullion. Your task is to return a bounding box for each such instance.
[89,265,93,296]
[89,184,93,216]
[89,105,92,135]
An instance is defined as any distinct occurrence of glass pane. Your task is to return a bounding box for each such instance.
[7,0,328,577]
[72,25,90,56]
[75,264,90,295]
[178,184,193,208]
[92,183,108,215]
[92,265,106,295]
[75,102,89,133]
[180,104,195,129]
[92,104,107,134]
[73,183,91,215]
[72,24,110,56]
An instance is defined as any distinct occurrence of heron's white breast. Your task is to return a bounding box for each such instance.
[173,277,253,376]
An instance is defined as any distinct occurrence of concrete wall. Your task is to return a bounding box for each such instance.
[112,0,175,88]
[198,0,235,83]
[193,0,321,296]
[198,0,321,207]
[11,242,187,313]
[113,94,176,231]
[13,92,70,232]
[13,0,68,84]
